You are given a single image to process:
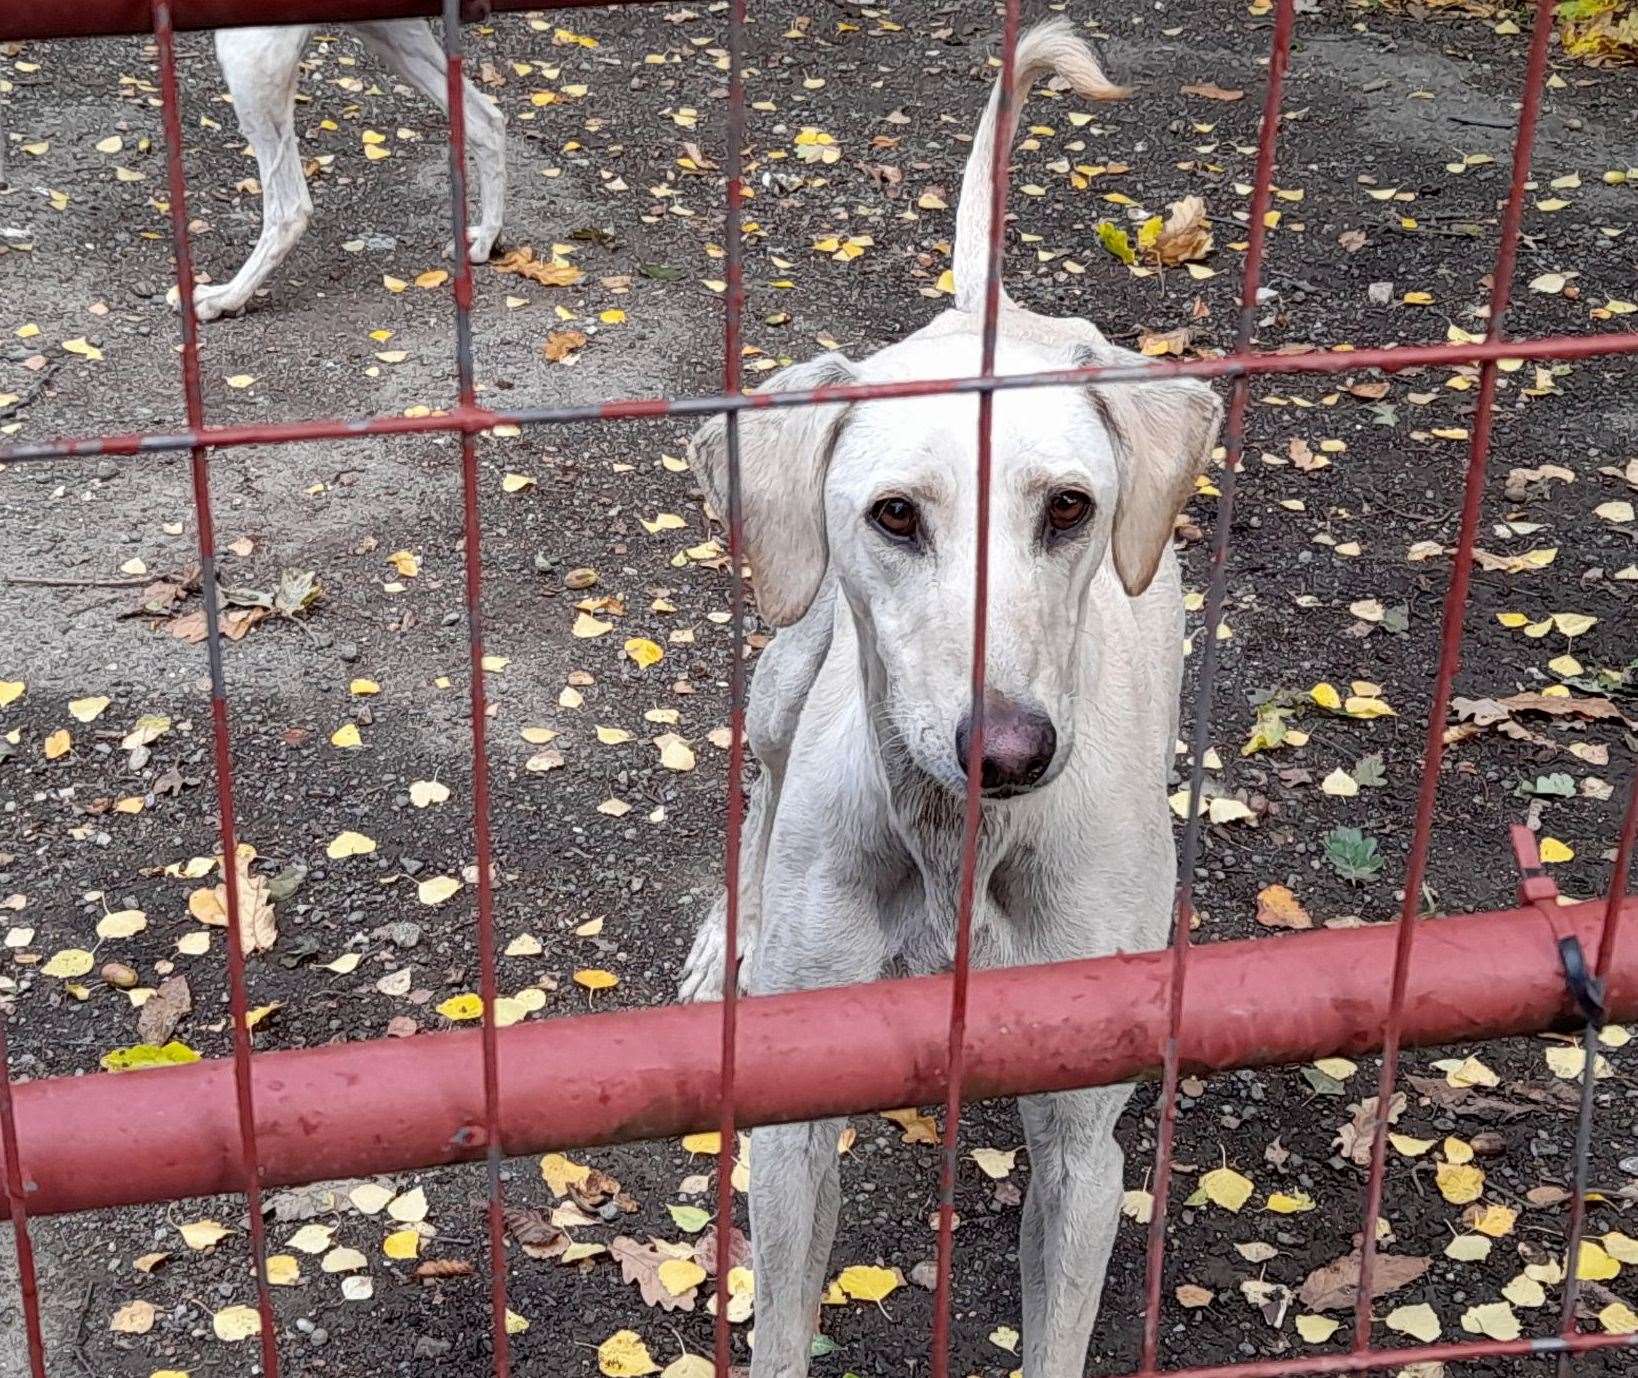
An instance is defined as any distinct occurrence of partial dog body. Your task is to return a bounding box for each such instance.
[196,21,505,320]
[680,21,1222,1378]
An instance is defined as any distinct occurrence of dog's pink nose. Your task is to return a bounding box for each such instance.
[956,699,1057,794]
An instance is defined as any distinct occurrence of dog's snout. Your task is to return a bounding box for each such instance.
[956,699,1057,794]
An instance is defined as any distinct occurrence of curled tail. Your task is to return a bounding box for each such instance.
[952,18,1128,314]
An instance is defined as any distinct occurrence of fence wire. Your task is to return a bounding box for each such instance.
[0,2,1635,1377]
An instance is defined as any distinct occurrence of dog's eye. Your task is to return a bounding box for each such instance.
[870,497,920,541]
[1046,489,1093,533]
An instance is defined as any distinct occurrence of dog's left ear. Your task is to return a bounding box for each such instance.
[1082,343,1223,596]
[688,352,856,627]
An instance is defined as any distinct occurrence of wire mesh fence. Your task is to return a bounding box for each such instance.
[0,2,1635,1377]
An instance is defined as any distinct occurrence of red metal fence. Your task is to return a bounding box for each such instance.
[0,2,1635,1377]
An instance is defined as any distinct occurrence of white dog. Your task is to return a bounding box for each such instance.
[190,21,505,320]
[679,20,1222,1378]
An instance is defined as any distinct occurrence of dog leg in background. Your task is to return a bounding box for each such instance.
[192,27,316,322]
[1016,1089,1128,1378]
[356,19,506,262]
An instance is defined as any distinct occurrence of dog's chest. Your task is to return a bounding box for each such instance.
[881,792,1043,975]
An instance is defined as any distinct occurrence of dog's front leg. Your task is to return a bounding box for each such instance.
[749,1117,844,1378]
[1017,1088,1129,1378]
[744,865,888,1377]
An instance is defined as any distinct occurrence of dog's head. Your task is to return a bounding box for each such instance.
[689,327,1221,799]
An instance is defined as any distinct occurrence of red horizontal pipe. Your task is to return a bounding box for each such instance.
[5,0,638,41]
[5,330,1638,467]
[1145,1329,1635,1378]
[0,895,1630,1221]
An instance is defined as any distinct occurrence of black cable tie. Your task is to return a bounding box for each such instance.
[1556,935,1607,1031]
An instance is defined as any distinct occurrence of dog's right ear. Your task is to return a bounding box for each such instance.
[688,352,855,627]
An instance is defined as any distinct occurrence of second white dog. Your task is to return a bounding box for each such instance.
[680,20,1222,1378]
[194,21,505,320]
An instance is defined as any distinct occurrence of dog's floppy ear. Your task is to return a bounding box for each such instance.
[1081,342,1223,596]
[688,352,856,627]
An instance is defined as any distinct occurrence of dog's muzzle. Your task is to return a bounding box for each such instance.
[956,697,1057,796]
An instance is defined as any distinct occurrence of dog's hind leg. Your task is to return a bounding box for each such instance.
[191,27,315,321]
[354,19,506,262]
[1017,1088,1129,1378]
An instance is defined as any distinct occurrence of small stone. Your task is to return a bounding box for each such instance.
[336,641,359,663]
[414,1336,451,1359]
[100,962,138,990]
[387,921,421,950]
[910,1260,940,1291]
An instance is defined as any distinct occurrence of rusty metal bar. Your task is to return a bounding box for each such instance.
[711,0,747,1368]
[7,331,1638,467]
[4,0,648,41]
[0,1012,47,1378]
[436,0,511,1371]
[932,6,1020,1376]
[152,2,282,1370]
[1350,0,1561,1343]
[1139,2,1296,1367]
[1140,1332,1636,1377]
[0,894,1630,1223]
[1595,771,1638,983]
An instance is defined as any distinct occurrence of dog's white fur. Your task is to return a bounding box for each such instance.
[191,21,505,320]
[679,21,1222,1378]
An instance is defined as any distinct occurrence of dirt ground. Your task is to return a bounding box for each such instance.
[1,1,1636,1376]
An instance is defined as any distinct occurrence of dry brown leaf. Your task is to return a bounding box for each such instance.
[1255,883,1312,930]
[504,1207,569,1260]
[544,329,589,362]
[694,1222,750,1277]
[136,974,191,1045]
[414,1258,476,1279]
[1151,195,1213,267]
[1333,1092,1405,1167]
[494,246,585,287]
[610,1236,697,1312]
[1299,1249,1430,1312]
[1180,81,1244,101]
[1137,325,1192,357]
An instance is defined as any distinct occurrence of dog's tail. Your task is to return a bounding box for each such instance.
[951,19,1128,315]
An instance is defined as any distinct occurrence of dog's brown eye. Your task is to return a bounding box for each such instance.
[1046,489,1093,533]
[870,497,920,541]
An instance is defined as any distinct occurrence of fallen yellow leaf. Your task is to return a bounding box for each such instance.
[1199,1166,1255,1212]
[837,1264,900,1302]
[325,830,376,860]
[598,1331,658,1377]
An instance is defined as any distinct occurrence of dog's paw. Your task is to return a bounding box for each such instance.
[678,898,753,1003]
[445,225,500,264]
[177,284,237,323]
[678,913,728,1003]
